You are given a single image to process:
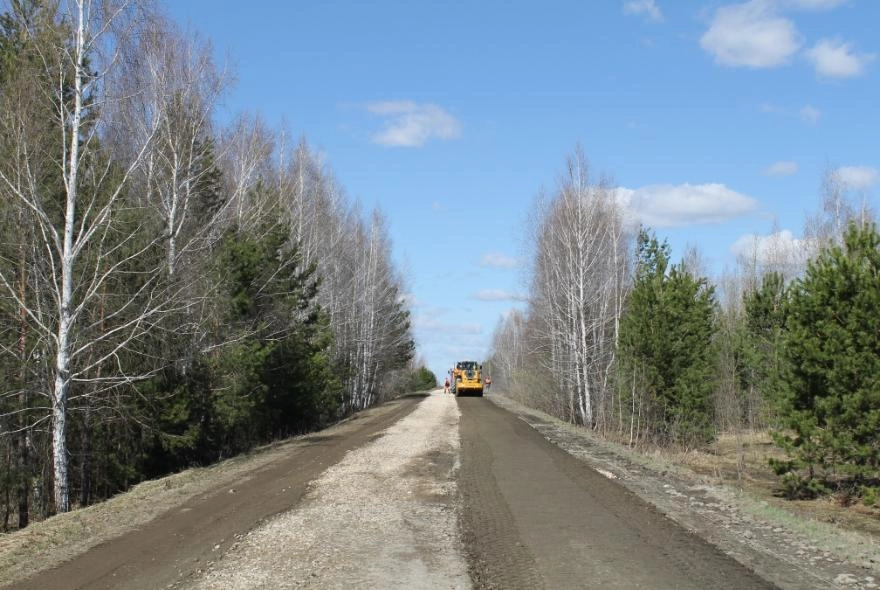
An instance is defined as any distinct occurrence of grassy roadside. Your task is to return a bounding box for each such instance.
[0,446,276,586]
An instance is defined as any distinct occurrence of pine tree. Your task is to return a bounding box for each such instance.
[619,229,717,445]
[773,222,880,498]
[738,271,787,428]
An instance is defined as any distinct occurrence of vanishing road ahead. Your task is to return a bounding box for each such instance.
[7,393,785,589]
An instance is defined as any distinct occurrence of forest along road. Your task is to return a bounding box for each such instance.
[5,392,783,590]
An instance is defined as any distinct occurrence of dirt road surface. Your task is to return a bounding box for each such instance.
[457,396,776,589]
[187,391,468,589]
[5,394,425,590]
[5,391,876,589]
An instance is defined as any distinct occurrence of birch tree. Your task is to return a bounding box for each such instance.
[115,17,227,278]
[0,0,168,513]
[527,149,629,427]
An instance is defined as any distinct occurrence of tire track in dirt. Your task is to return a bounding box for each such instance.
[458,404,544,589]
[457,396,777,589]
[5,394,425,590]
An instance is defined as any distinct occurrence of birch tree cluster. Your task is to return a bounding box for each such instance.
[0,0,417,528]
[519,149,628,429]
[488,149,880,498]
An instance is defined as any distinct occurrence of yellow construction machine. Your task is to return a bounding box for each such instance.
[452,360,484,396]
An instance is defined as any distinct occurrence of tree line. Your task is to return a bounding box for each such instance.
[0,0,433,529]
[488,147,880,502]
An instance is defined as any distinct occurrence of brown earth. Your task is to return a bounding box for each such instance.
[3,391,879,589]
[487,393,880,589]
[1,394,424,590]
[457,395,777,589]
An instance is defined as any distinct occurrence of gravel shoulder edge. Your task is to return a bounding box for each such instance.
[0,394,425,588]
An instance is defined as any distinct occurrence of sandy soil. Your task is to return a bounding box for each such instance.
[186,391,469,590]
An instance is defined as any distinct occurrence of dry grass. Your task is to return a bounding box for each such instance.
[0,455,257,585]
[659,431,880,537]
[604,426,880,545]
[0,413,369,587]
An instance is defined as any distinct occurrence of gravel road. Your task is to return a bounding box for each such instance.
[187,392,469,589]
[6,390,877,590]
[4,394,424,590]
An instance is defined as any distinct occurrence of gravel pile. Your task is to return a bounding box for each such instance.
[189,392,470,589]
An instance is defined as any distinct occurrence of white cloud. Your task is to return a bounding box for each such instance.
[834,166,879,189]
[399,293,420,307]
[800,104,821,124]
[781,0,847,10]
[616,183,759,228]
[623,0,663,22]
[473,289,527,302]
[479,252,521,269]
[414,315,482,335]
[366,101,462,147]
[730,229,813,267]
[764,161,799,176]
[700,1,801,68]
[806,38,874,78]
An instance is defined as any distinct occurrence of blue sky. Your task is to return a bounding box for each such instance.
[167,0,878,380]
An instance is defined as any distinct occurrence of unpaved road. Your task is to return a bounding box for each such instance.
[5,394,425,590]
[4,391,876,589]
[457,396,773,589]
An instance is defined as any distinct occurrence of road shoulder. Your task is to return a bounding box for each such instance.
[487,393,880,590]
[1,394,424,590]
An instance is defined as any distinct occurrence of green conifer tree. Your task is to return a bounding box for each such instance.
[738,272,787,428]
[773,222,880,498]
[619,229,717,445]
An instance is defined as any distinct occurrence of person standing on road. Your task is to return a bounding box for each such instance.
[444,377,450,394]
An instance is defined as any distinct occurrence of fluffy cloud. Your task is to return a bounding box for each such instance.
[834,165,879,189]
[764,161,799,176]
[473,289,527,302]
[799,104,821,124]
[806,38,874,78]
[700,1,801,68]
[623,0,663,22]
[781,0,848,9]
[366,101,461,147]
[479,252,521,269]
[730,229,813,267]
[616,183,760,228]
[413,315,482,335]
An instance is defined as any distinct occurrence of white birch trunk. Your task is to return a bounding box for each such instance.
[51,0,87,512]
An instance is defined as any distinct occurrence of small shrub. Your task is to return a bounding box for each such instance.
[861,486,880,508]
[778,472,828,500]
